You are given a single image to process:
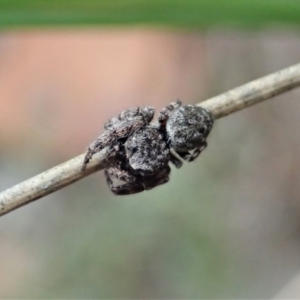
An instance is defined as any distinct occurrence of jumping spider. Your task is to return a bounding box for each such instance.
[82,100,214,195]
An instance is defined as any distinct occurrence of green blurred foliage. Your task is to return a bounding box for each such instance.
[0,0,300,29]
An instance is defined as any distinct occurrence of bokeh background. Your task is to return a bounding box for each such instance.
[1,1,300,298]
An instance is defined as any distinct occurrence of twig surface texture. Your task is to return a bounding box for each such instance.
[1,63,300,216]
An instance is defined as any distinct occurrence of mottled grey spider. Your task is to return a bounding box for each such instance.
[82,100,214,195]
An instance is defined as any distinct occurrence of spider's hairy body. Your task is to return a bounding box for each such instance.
[166,105,214,161]
[82,106,155,170]
[105,126,171,195]
[82,100,214,195]
[125,126,170,175]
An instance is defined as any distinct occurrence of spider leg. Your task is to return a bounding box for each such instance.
[113,118,146,139]
[142,165,170,190]
[106,141,123,160]
[189,141,207,162]
[109,182,145,195]
[170,152,183,168]
[175,151,193,162]
[105,168,144,195]
[82,118,147,171]
[81,132,115,171]
[158,100,182,128]
[175,141,207,162]
[104,106,154,130]
[105,166,136,183]
[104,107,140,130]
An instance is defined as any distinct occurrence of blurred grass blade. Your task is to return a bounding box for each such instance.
[1,0,300,29]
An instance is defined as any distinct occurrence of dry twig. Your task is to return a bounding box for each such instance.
[1,63,300,217]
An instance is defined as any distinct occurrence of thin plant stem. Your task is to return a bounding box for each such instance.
[1,63,300,217]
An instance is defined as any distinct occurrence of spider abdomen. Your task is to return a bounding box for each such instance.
[125,127,170,175]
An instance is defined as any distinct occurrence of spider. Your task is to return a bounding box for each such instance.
[82,100,214,195]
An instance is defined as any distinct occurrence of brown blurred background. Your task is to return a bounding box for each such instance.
[1,6,300,299]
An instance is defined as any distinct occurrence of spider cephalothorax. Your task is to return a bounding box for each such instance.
[82,100,214,195]
[162,102,214,162]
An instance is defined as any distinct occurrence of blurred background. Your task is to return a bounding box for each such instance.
[1,1,300,298]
